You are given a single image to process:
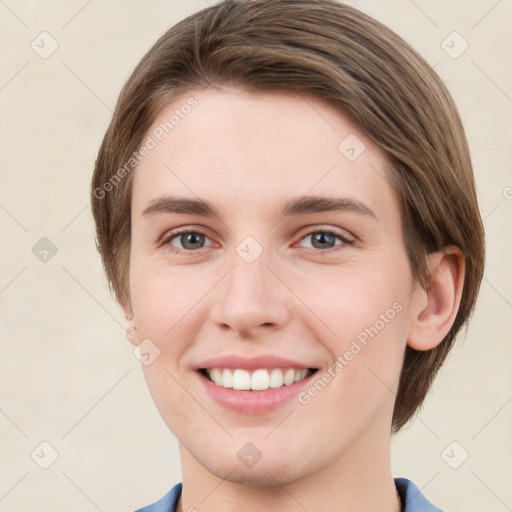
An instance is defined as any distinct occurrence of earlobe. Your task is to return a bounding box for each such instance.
[407,246,465,351]
[123,305,139,347]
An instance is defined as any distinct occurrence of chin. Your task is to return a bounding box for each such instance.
[209,462,304,487]
[193,442,316,487]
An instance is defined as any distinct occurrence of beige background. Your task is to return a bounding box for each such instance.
[0,0,511,510]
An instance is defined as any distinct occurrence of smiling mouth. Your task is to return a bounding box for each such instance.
[200,367,318,391]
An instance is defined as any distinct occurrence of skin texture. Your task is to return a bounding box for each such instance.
[124,89,464,512]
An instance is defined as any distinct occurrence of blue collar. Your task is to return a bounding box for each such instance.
[135,477,442,511]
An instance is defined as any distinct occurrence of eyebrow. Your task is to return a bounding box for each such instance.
[141,194,376,219]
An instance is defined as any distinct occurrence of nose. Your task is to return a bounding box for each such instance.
[209,248,291,338]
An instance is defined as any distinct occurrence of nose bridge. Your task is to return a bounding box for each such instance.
[210,241,290,334]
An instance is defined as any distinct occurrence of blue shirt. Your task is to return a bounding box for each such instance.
[134,478,442,511]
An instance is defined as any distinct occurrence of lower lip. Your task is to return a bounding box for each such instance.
[196,371,316,414]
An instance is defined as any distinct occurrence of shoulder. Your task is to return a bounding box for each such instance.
[395,477,443,512]
[133,483,182,512]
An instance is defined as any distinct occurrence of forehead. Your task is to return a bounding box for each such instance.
[131,89,395,218]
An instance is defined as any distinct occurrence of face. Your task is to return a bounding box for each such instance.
[126,89,421,485]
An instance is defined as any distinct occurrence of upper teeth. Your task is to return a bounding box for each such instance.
[206,368,311,391]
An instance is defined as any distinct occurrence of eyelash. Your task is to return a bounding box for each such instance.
[161,227,354,255]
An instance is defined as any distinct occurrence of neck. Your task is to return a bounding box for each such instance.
[177,426,400,512]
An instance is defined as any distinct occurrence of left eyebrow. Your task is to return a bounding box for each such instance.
[280,195,376,219]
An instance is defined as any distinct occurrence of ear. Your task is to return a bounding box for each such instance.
[123,301,139,347]
[407,246,465,351]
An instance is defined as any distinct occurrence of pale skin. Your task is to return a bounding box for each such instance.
[123,89,464,512]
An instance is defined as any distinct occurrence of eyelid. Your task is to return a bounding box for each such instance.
[160,226,217,252]
[294,225,355,246]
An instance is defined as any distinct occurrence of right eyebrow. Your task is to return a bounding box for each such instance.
[141,195,220,218]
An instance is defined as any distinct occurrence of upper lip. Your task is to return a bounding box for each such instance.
[195,354,317,371]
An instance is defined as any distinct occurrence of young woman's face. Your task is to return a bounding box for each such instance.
[127,89,421,484]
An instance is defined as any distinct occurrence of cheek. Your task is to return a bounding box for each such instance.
[295,279,410,441]
[310,261,411,343]
[140,360,205,445]
[307,261,412,397]
[129,253,211,338]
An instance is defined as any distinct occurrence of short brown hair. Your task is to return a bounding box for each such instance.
[91,0,485,432]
